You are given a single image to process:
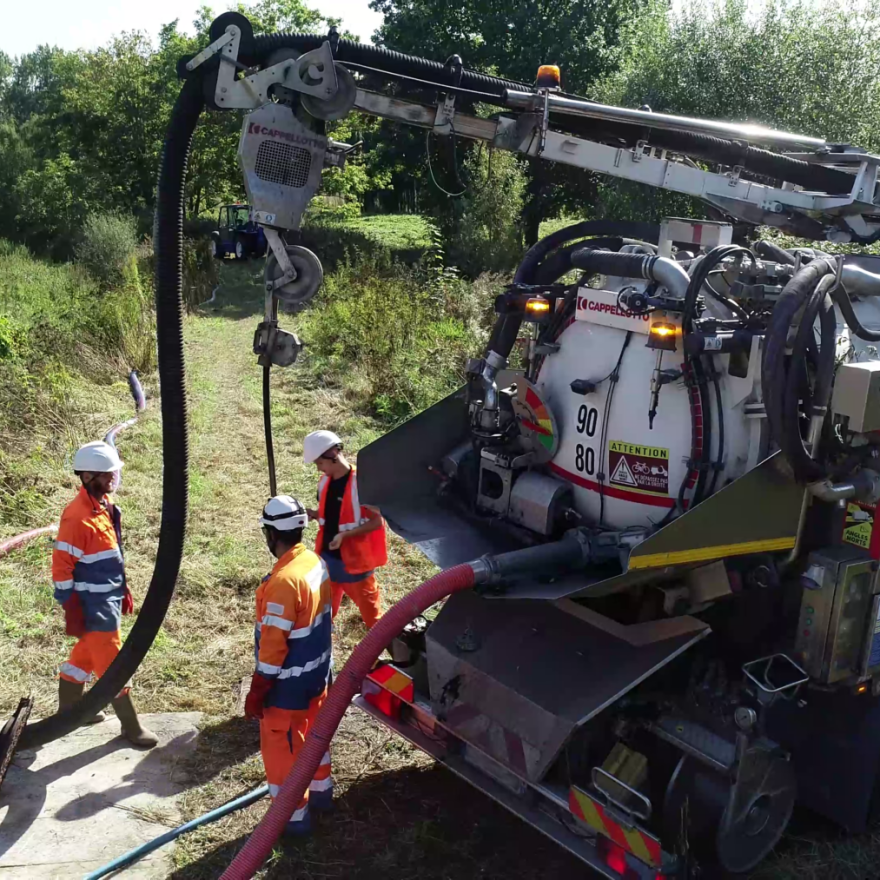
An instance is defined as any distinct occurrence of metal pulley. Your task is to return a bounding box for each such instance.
[264,239,324,310]
[301,63,357,121]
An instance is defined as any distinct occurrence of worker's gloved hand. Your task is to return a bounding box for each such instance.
[63,593,86,637]
[122,586,134,616]
[244,673,273,719]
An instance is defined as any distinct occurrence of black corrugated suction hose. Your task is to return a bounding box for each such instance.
[248,32,527,102]
[18,76,201,749]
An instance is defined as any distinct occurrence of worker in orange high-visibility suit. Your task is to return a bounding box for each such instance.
[245,495,334,835]
[303,431,387,629]
[51,441,157,748]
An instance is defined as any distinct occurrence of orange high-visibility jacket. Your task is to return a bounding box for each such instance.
[315,466,387,575]
[255,544,332,710]
[52,486,126,632]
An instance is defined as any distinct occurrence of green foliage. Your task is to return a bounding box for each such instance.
[301,213,434,268]
[445,148,526,276]
[297,257,500,420]
[75,212,139,290]
[0,238,155,445]
[372,0,646,94]
[0,0,356,253]
[596,0,880,149]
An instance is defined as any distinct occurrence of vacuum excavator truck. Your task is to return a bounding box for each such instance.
[353,218,880,878]
[156,15,880,877]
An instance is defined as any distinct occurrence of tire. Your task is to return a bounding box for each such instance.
[235,241,246,261]
[211,239,223,260]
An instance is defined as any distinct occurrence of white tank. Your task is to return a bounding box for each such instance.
[535,281,754,530]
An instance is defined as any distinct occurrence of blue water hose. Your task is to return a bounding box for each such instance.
[82,784,269,879]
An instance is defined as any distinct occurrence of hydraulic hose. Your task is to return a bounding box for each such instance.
[18,76,201,749]
[762,261,835,483]
[834,282,880,342]
[755,239,796,266]
[780,275,836,482]
[514,220,660,286]
[84,785,269,880]
[262,365,277,497]
[481,221,660,373]
[569,248,690,299]
[220,563,477,879]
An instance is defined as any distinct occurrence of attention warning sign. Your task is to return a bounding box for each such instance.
[608,441,669,496]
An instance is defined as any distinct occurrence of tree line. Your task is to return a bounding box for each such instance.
[1,0,880,262]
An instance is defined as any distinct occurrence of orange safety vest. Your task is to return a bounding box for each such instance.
[315,466,387,575]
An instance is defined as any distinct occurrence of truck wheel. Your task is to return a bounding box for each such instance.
[235,241,246,261]
[211,240,223,260]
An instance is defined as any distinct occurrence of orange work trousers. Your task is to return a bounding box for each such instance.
[60,630,122,685]
[260,691,332,829]
[331,573,382,629]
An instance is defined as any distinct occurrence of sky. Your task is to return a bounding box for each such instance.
[1,0,384,58]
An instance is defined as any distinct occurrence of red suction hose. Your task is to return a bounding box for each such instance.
[0,525,58,558]
[220,562,476,879]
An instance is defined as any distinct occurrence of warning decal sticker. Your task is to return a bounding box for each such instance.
[843,502,875,550]
[608,441,669,496]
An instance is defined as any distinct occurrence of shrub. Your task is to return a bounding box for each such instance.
[75,211,139,290]
[444,148,526,277]
[296,257,501,421]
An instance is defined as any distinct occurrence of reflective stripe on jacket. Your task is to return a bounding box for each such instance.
[52,486,126,633]
[254,545,332,711]
[315,466,387,575]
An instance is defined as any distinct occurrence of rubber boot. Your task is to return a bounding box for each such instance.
[111,691,158,749]
[57,678,107,725]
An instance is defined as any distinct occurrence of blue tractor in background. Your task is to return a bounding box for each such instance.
[211,204,267,260]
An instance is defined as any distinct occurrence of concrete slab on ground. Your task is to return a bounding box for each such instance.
[0,712,201,879]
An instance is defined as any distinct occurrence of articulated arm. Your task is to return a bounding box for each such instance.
[185,15,880,244]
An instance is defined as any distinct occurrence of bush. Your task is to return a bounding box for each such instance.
[296,256,501,421]
[444,148,526,277]
[75,212,139,290]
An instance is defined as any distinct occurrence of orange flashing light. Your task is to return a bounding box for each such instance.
[647,320,678,352]
[858,682,869,694]
[525,295,551,317]
[536,65,561,88]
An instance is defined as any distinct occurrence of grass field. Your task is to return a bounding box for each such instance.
[3,258,880,878]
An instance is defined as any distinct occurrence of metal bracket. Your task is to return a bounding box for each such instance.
[591,766,652,823]
[264,229,297,292]
[742,653,809,706]
[632,140,647,163]
[186,30,234,72]
[435,94,456,135]
[215,35,338,109]
[538,89,551,155]
[728,165,743,186]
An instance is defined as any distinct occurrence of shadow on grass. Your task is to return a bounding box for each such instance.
[179,715,261,789]
[170,762,592,880]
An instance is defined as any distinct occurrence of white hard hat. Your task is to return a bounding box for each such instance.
[303,430,342,464]
[260,495,308,531]
[73,441,123,473]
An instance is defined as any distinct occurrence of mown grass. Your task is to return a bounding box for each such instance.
[306,213,434,254]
